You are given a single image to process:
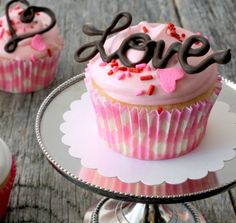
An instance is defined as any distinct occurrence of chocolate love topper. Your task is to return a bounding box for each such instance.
[75,12,231,74]
[4,0,56,53]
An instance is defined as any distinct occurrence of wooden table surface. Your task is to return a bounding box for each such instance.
[0,0,236,222]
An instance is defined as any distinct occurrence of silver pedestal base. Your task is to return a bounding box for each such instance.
[84,198,206,223]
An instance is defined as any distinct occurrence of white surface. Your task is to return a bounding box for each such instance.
[60,93,236,185]
[0,138,12,185]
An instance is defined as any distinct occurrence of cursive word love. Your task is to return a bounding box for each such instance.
[75,12,231,74]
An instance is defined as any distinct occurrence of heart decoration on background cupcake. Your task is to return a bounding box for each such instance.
[4,0,56,53]
[0,0,63,93]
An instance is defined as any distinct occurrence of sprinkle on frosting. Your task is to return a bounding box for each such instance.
[99,62,107,66]
[107,70,114,75]
[112,66,119,72]
[126,71,131,77]
[158,68,185,93]
[128,67,143,73]
[167,23,184,42]
[117,73,126,80]
[140,75,153,81]
[147,85,155,96]
[31,34,47,51]
[118,66,127,71]
[144,65,151,71]
[135,63,146,69]
[142,26,149,33]
[136,90,145,96]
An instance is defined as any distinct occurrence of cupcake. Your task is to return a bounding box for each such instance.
[0,138,16,221]
[75,12,231,160]
[0,1,63,93]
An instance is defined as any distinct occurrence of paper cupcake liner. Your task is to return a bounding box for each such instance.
[0,157,16,220]
[86,76,222,160]
[0,51,61,93]
[79,167,218,196]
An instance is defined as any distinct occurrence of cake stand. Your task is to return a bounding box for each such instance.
[35,73,236,223]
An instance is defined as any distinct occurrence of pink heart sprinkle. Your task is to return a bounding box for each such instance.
[136,90,145,96]
[158,67,185,93]
[126,71,131,78]
[135,63,146,69]
[31,34,47,52]
[145,65,151,71]
[99,62,107,67]
[117,73,126,80]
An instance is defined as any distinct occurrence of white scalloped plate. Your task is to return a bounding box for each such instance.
[60,92,236,185]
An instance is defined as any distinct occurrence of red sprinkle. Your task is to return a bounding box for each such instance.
[47,48,52,57]
[140,75,153,81]
[117,73,126,80]
[147,85,155,96]
[181,33,186,38]
[36,12,40,16]
[118,67,128,71]
[142,26,149,33]
[128,67,143,73]
[167,23,183,42]
[111,59,116,63]
[107,70,114,75]
[110,62,118,67]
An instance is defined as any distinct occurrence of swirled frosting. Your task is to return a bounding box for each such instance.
[85,22,218,105]
[0,6,63,60]
[0,138,12,185]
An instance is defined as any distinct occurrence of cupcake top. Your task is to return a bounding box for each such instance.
[0,1,63,61]
[0,138,12,186]
[76,12,231,106]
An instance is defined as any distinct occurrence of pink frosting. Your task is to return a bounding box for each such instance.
[85,21,218,106]
[0,6,63,60]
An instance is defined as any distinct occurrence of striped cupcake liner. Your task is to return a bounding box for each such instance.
[0,157,16,221]
[86,77,222,160]
[0,51,61,93]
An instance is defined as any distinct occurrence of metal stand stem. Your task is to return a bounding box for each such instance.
[84,198,207,223]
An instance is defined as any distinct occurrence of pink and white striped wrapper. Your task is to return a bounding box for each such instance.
[85,76,222,160]
[79,167,218,196]
[0,51,61,93]
[0,157,16,221]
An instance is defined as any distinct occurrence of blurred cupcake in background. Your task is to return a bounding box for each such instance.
[0,138,16,221]
[0,0,63,93]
